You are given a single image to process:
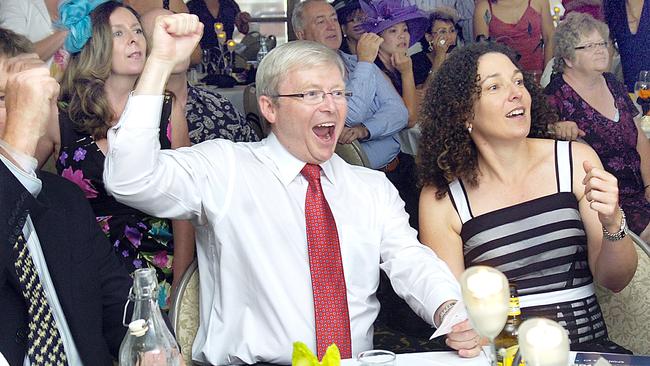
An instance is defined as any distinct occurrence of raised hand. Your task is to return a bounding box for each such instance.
[391,52,412,74]
[582,160,621,231]
[2,67,59,157]
[356,33,383,63]
[0,54,45,93]
[430,32,451,55]
[149,13,204,69]
[551,120,586,141]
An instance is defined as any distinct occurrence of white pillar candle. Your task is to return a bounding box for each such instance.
[460,266,509,340]
[518,318,570,366]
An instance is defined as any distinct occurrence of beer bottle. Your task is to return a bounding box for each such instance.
[495,284,523,366]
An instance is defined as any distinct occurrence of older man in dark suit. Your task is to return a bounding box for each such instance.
[0,54,133,365]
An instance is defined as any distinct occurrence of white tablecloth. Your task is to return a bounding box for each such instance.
[340,351,592,366]
[341,351,490,366]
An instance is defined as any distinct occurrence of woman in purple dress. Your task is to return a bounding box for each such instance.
[545,12,650,241]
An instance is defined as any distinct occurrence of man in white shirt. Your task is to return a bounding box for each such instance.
[104,13,480,365]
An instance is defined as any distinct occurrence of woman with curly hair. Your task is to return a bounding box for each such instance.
[36,0,194,309]
[418,41,637,352]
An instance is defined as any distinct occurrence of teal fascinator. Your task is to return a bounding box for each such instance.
[57,0,117,53]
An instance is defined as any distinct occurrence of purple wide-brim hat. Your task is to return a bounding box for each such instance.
[359,0,429,47]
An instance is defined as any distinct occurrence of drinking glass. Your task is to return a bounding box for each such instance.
[460,266,509,366]
[635,80,650,100]
[357,350,396,366]
[518,318,570,366]
[201,49,210,75]
[639,70,650,82]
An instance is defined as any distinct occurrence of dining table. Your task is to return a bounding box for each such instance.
[239,350,650,366]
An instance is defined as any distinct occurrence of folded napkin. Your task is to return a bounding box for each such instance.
[292,342,340,366]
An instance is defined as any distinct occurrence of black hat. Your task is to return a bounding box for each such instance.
[332,0,361,24]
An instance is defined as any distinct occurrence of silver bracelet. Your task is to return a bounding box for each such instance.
[438,300,457,324]
[602,207,627,241]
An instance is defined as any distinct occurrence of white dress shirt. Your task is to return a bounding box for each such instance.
[104,95,461,365]
[0,140,83,366]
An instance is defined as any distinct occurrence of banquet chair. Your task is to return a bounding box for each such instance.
[243,83,271,138]
[595,233,650,354]
[335,141,372,168]
[169,259,200,365]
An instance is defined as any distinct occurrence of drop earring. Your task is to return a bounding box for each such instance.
[467,124,473,133]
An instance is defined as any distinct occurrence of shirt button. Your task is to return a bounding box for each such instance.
[15,327,27,345]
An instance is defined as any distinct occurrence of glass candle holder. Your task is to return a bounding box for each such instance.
[357,350,396,366]
[518,318,570,366]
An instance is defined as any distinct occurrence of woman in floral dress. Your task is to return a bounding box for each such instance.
[37,0,194,308]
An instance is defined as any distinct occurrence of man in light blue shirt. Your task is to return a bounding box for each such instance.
[291,0,422,233]
[292,0,408,171]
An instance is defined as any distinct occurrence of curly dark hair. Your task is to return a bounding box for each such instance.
[417,41,557,199]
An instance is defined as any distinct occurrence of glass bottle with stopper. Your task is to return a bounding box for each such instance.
[119,268,182,366]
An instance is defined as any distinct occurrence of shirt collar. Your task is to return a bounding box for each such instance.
[0,143,42,197]
[261,133,336,187]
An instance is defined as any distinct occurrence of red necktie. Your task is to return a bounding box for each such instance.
[301,164,352,359]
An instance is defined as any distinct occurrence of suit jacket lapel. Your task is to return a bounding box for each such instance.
[0,161,30,284]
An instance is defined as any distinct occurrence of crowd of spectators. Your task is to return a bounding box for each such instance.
[0,0,648,363]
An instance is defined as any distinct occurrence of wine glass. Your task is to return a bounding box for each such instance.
[460,266,509,366]
[518,318,570,366]
[639,70,650,82]
[201,48,210,75]
[635,80,650,100]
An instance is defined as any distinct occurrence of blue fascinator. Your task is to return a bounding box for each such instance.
[360,0,428,47]
[57,0,116,53]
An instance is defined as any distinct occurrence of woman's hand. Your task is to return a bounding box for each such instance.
[430,31,451,55]
[391,52,412,74]
[582,160,621,232]
[551,120,586,141]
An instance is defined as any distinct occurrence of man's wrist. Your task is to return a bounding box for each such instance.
[0,138,37,175]
[435,300,457,327]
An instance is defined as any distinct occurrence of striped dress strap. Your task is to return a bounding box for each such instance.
[449,179,473,224]
[555,140,573,193]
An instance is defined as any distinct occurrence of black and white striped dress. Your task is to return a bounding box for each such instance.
[448,141,608,345]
